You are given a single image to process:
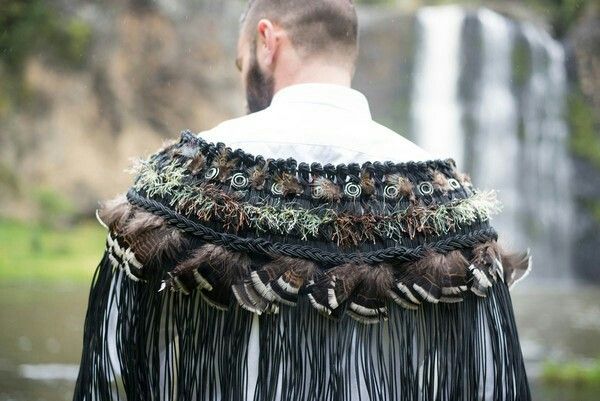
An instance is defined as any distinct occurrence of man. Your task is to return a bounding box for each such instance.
[73,1,531,400]
[200,0,432,164]
[203,1,431,399]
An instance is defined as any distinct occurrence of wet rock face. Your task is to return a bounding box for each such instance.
[0,1,247,218]
[569,10,600,113]
[353,10,417,138]
[568,8,600,283]
[571,158,600,283]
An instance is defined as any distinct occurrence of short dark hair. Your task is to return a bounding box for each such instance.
[241,0,358,66]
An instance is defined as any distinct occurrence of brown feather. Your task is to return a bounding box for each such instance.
[276,172,303,196]
[171,244,250,292]
[432,170,452,192]
[250,257,316,305]
[472,241,503,282]
[114,209,187,271]
[214,149,239,181]
[166,243,248,310]
[500,247,532,289]
[164,244,251,309]
[248,164,268,190]
[325,263,370,310]
[97,193,132,231]
[187,153,206,175]
[107,234,144,281]
[468,241,502,297]
[312,177,342,202]
[458,172,472,187]
[249,260,290,302]
[120,210,164,239]
[125,226,186,266]
[385,174,415,202]
[232,282,270,314]
[360,170,376,196]
[397,253,443,303]
[269,258,316,305]
[389,249,469,306]
[345,264,394,324]
[438,250,469,302]
[154,228,186,261]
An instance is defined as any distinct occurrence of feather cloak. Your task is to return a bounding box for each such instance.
[72,130,532,401]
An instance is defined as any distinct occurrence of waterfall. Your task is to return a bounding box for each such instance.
[411,5,466,167]
[410,6,573,280]
[518,22,573,280]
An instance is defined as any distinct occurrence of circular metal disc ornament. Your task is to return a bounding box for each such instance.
[231,173,249,189]
[311,185,324,199]
[448,178,461,189]
[344,183,362,198]
[271,182,285,195]
[418,182,434,196]
[384,185,399,199]
[205,167,219,180]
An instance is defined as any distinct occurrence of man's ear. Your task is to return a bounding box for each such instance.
[256,19,279,67]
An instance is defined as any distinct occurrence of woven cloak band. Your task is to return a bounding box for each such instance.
[126,188,499,265]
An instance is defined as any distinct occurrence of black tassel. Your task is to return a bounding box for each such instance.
[73,248,531,401]
[72,246,253,401]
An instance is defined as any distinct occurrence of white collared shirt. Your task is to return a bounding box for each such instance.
[198,82,433,164]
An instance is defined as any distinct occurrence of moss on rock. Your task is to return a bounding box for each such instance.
[568,89,600,169]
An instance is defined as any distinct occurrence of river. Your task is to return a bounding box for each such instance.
[0,283,599,400]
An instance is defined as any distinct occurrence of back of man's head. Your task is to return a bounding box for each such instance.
[240,0,359,68]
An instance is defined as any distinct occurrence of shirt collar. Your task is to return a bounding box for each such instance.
[269,83,373,119]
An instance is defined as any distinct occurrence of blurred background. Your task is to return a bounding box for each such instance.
[0,0,598,400]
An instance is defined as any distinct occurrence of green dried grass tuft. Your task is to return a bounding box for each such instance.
[133,163,503,244]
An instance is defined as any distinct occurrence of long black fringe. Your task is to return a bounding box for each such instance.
[73,249,531,401]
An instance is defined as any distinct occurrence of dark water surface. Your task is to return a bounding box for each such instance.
[0,283,598,401]
[0,284,87,401]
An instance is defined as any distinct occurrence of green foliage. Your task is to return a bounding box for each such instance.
[0,0,92,114]
[568,90,600,169]
[0,0,91,73]
[581,199,600,224]
[0,218,106,283]
[32,187,76,229]
[512,39,532,89]
[545,0,594,36]
[0,161,20,193]
[542,358,600,386]
[56,18,93,67]
[489,0,592,36]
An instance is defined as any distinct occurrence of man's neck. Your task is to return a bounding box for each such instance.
[273,60,353,94]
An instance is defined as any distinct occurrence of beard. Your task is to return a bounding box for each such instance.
[245,47,275,114]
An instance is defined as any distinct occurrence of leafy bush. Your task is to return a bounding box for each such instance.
[542,358,600,386]
[32,187,76,229]
[0,0,92,113]
[568,90,600,169]
[0,0,91,71]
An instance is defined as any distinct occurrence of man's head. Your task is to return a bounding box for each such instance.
[237,0,359,113]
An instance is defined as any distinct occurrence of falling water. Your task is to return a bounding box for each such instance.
[410,6,573,280]
[411,6,466,167]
